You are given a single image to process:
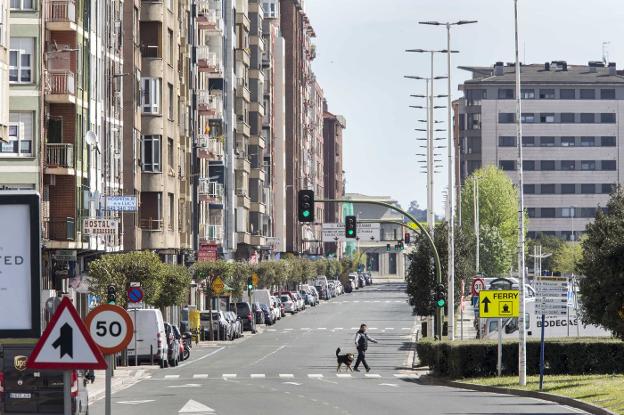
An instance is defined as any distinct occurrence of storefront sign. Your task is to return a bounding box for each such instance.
[198,243,218,262]
[83,219,119,235]
[52,250,77,262]
[106,196,137,212]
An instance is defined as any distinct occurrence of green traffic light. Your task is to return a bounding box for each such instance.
[437,299,445,308]
[347,229,354,235]
[302,210,310,218]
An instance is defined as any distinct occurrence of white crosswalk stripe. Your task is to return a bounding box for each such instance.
[336,374,352,378]
[365,374,382,378]
[193,374,209,379]
[308,374,323,378]
[279,374,294,378]
[164,375,180,380]
[222,374,237,378]
[250,374,266,379]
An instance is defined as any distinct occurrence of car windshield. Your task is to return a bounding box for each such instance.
[280,296,290,302]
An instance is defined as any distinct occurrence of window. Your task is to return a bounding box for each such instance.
[168,29,174,64]
[539,89,555,99]
[561,137,575,147]
[168,83,174,120]
[540,137,555,147]
[498,113,515,123]
[499,160,515,171]
[466,89,486,106]
[560,113,575,123]
[541,184,555,194]
[562,160,576,171]
[540,113,555,123]
[581,160,596,170]
[561,208,575,218]
[601,136,616,147]
[167,138,174,169]
[522,160,535,171]
[580,89,596,99]
[521,113,535,123]
[9,0,34,10]
[166,0,172,10]
[141,78,161,114]
[498,136,515,147]
[561,184,576,194]
[168,193,174,231]
[540,160,555,171]
[498,88,514,99]
[522,136,535,147]
[580,208,597,218]
[388,253,397,275]
[580,137,595,147]
[601,89,616,100]
[602,160,616,171]
[580,113,595,123]
[367,253,379,272]
[0,5,4,47]
[9,38,34,83]
[521,89,535,99]
[601,183,615,194]
[467,113,481,130]
[527,208,536,218]
[141,135,162,172]
[600,113,616,123]
[524,184,535,194]
[2,112,34,157]
[580,184,595,194]
[560,89,576,99]
[541,208,556,218]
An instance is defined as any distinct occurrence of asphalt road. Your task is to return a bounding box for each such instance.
[90,282,588,415]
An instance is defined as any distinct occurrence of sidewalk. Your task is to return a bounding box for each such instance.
[87,366,157,404]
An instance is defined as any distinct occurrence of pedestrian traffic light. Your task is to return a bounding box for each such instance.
[434,284,446,308]
[107,285,116,305]
[298,190,315,222]
[247,277,253,291]
[404,233,411,244]
[386,244,391,252]
[345,216,357,238]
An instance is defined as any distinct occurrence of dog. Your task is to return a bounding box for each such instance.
[336,347,355,372]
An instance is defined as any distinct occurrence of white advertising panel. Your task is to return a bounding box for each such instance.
[321,223,382,242]
[83,218,119,235]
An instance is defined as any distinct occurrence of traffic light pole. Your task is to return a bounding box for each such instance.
[317,199,444,340]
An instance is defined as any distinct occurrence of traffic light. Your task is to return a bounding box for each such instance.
[434,284,446,309]
[298,190,315,222]
[345,216,357,238]
[404,233,411,244]
[386,244,391,252]
[247,277,253,291]
[107,285,116,305]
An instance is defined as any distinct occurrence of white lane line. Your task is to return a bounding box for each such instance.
[308,374,323,378]
[317,327,327,330]
[284,328,294,331]
[365,374,382,378]
[250,374,266,379]
[395,300,404,303]
[177,346,225,369]
[267,328,277,332]
[385,300,391,303]
[249,345,286,366]
[369,327,378,330]
[333,327,343,330]
[380,383,399,387]
[393,374,418,379]
[336,374,352,378]
[222,374,237,378]
[353,300,360,303]
[350,327,359,330]
[279,374,295,378]
[300,328,311,330]
[385,328,394,330]
[193,374,209,379]
[401,328,411,330]
[164,375,180,380]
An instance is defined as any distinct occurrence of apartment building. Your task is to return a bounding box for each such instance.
[456,61,624,240]
[0,0,7,144]
[323,101,346,256]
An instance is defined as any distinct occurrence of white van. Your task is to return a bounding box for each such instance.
[127,308,169,367]
[243,289,272,307]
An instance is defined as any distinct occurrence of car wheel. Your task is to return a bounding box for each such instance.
[183,349,190,360]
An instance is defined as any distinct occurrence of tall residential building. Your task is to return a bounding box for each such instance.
[455,61,624,240]
[323,101,346,256]
[0,0,7,144]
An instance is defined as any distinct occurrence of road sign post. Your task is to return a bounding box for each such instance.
[479,289,519,376]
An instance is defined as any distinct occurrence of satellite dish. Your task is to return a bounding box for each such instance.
[85,131,97,146]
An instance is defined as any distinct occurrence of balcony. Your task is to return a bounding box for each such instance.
[43,217,76,242]
[250,101,265,117]
[250,134,266,149]
[197,135,224,160]
[236,119,251,138]
[236,188,250,209]
[235,156,251,173]
[251,201,266,214]
[236,78,251,103]
[201,224,224,243]
[46,0,77,31]
[197,46,223,77]
[140,218,164,231]
[251,167,265,181]
[141,44,161,59]
[235,48,251,67]
[197,91,223,119]
[45,71,76,104]
[45,143,74,175]
[198,179,224,203]
[197,3,224,33]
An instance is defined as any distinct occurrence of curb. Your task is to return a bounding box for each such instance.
[421,377,617,415]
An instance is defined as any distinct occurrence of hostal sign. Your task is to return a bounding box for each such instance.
[83,219,119,236]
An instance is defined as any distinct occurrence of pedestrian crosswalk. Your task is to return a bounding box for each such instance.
[265,326,413,333]
[152,373,419,381]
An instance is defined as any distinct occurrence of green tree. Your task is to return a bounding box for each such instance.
[407,200,427,222]
[552,241,583,275]
[578,186,624,338]
[155,265,192,308]
[479,224,514,276]
[190,260,232,296]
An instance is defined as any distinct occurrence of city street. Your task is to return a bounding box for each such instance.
[90,283,587,415]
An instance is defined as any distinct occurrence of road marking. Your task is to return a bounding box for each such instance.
[365,374,382,378]
[317,327,327,330]
[374,300,381,303]
[353,300,360,303]
[267,328,276,332]
[193,374,209,379]
[385,328,394,330]
[284,328,293,331]
[164,375,180,380]
[117,400,155,405]
[350,327,359,330]
[379,383,399,388]
[336,374,352,378]
[168,384,201,388]
[300,328,311,330]
[177,346,225,369]
[385,300,391,303]
[333,327,343,330]
[369,327,378,330]
[283,382,301,386]
[222,374,237,378]
[250,374,266,378]
[249,345,286,366]
[393,374,419,379]
[279,374,294,378]
[178,399,215,413]
[401,328,411,330]
[308,374,323,378]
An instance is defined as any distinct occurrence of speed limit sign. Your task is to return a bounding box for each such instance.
[85,304,134,355]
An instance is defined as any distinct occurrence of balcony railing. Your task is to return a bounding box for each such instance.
[197,135,224,159]
[197,46,222,74]
[141,44,161,58]
[46,143,74,169]
[140,218,164,231]
[47,71,75,95]
[197,92,223,119]
[47,0,76,22]
[198,179,224,202]
[197,6,223,31]
[43,217,75,241]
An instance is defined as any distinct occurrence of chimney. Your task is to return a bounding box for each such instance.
[494,61,504,76]
[609,62,617,76]
[545,62,550,71]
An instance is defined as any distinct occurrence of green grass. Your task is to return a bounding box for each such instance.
[462,374,624,415]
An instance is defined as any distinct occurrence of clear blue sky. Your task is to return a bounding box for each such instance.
[305,0,624,214]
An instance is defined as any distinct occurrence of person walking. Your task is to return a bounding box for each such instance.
[353,324,378,372]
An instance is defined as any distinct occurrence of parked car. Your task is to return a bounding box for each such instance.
[252,302,265,325]
[164,322,181,366]
[127,308,169,367]
[200,311,232,340]
[293,292,306,310]
[281,291,300,310]
[0,344,89,415]
[235,302,257,333]
[314,284,328,300]
[334,280,344,295]
[225,311,243,339]
[348,273,358,290]
[270,296,282,320]
[308,286,320,303]
[300,289,317,306]
[357,273,366,288]
[280,294,297,314]
[259,303,275,325]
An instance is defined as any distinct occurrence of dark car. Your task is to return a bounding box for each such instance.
[235,302,257,333]
[259,303,274,325]
[0,344,89,415]
[164,322,181,366]
[252,302,265,325]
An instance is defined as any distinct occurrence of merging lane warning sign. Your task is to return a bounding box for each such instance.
[479,290,520,318]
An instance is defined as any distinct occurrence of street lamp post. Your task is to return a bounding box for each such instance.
[419,19,476,342]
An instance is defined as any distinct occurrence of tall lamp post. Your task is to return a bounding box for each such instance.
[418,20,476,341]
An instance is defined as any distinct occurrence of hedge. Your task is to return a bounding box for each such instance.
[416,337,624,378]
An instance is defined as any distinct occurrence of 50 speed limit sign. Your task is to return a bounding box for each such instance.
[85,304,134,355]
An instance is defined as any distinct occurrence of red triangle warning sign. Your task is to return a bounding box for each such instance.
[27,297,107,370]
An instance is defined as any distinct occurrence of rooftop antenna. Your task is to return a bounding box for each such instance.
[602,41,610,65]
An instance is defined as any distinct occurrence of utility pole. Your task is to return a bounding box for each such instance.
[473,176,480,273]
[428,51,435,236]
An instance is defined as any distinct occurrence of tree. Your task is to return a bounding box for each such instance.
[407,200,427,222]
[479,224,514,276]
[190,260,232,296]
[552,241,583,276]
[155,265,192,309]
[578,186,624,338]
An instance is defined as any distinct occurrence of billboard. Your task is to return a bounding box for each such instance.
[0,193,41,338]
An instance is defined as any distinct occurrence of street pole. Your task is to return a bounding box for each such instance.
[428,52,435,237]
[63,371,71,415]
[513,0,527,386]
[473,177,480,273]
[105,355,113,415]
[445,24,455,341]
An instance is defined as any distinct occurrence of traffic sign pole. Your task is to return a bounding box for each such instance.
[106,354,113,415]
[539,313,546,390]
[497,318,502,377]
[63,371,71,415]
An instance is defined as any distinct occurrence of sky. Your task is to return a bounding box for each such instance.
[304,0,624,214]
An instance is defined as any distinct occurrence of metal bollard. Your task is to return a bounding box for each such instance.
[150,345,154,366]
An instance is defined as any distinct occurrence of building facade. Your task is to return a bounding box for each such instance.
[323,102,346,255]
[456,61,624,240]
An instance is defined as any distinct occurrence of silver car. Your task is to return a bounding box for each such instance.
[280,295,297,314]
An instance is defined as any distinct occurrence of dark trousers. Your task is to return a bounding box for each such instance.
[354,348,369,370]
